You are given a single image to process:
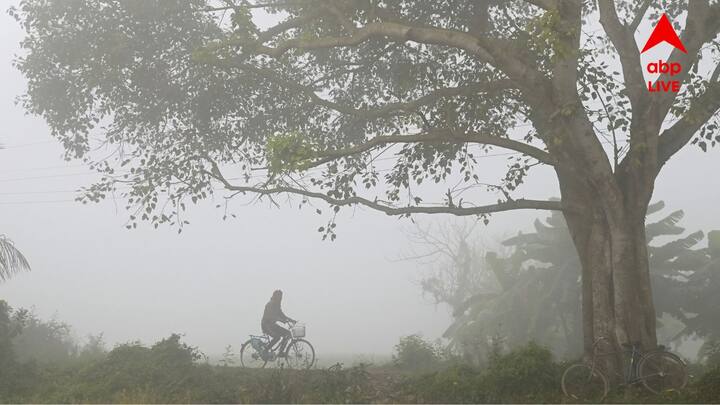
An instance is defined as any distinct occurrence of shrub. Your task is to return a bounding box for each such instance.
[403,342,562,403]
[700,339,720,368]
[49,334,206,402]
[480,342,562,403]
[693,366,720,403]
[393,334,443,371]
[406,364,485,403]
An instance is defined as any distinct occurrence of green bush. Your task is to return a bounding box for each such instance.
[68,334,205,402]
[408,364,485,403]
[700,339,720,368]
[403,342,561,403]
[481,342,562,403]
[693,366,720,403]
[393,334,443,371]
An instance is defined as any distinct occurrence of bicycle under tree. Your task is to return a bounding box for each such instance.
[240,321,316,369]
[561,337,688,401]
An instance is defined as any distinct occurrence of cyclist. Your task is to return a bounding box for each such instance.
[261,289,296,355]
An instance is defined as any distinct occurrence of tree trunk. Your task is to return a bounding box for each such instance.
[558,173,658,383]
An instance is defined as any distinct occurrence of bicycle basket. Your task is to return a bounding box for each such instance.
[250,337,266,351]
[291,324,306,338]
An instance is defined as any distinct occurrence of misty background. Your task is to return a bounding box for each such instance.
[1,4,718,359]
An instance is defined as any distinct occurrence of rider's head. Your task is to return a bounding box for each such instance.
[272,289,283,302]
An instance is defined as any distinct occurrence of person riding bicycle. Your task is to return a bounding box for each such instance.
[261,290,296,355]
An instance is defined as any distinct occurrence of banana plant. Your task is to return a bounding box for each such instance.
[420,202,718,361]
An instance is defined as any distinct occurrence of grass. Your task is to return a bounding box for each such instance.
[2,337,719,404]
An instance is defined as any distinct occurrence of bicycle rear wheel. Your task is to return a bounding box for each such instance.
[284,338,315,369]
[240,339,268,368]
[639,351,688,394]
[561,363,609,402]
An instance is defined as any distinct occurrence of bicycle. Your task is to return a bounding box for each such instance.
[561,337,688,401]
[240,321,316,369]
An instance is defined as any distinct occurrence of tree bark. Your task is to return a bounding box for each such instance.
[558,169,658,383]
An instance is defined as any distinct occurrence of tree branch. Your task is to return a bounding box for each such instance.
[204,56,515,120]
[206,159,563,216]
[597,0,648,120]
[650,1,719,127]
[658,81,720,166]
[211,20,547,90]
[629,0,653,33]
[523,0,558,11]
[308,129,557,168]
[204,1,290,12]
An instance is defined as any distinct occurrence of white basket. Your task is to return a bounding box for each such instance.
[291,324,306,338]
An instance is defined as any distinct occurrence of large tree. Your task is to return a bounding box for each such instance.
[13,0,720,378]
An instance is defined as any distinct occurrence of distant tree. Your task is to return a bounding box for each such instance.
[0,301,19,368]
[14,0,720,378]
[0,302,107,366]
[78,333,107,361]
[416,202,719,360]
[0,235,30,283]
[12,311,78,364]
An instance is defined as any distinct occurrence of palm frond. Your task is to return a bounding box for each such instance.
[0,235,31,282]
[649,231,705,264]
[646,210,685,242]
[502,232,541,246]
[647,200,666,216]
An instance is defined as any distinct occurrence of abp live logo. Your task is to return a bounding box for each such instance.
[641,14,687,93]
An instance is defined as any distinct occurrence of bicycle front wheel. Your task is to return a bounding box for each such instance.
[284,338,315,369]
[561,363,609,402]
[240,339,268,368]
[639,351,688,394]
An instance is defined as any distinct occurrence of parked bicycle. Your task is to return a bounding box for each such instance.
[561,337,687,401]
[240,321,315,369]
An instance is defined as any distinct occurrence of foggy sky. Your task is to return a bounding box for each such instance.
[1,4,718,357]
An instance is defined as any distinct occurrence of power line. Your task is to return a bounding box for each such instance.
[0,172,97,183]
[0,199,78,205]
[0,140,56,150]
[0,189,81,196]
[0,164,86,174]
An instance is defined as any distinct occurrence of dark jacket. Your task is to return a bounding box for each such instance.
[262,299,290,325]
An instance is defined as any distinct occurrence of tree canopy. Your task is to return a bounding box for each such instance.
[13,1,718,236]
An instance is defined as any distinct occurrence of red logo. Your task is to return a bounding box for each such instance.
[641,14,687,54]
[642,14,686,93]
